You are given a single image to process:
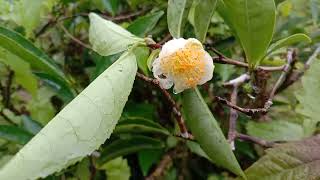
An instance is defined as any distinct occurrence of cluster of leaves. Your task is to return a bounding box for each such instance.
[0,0,319,179]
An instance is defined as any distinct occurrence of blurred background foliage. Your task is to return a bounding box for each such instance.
[0,0,319,179]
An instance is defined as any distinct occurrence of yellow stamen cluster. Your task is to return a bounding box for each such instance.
[160,43,206,87]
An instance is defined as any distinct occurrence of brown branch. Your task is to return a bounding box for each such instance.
[136,72,189,138]
[216,96,267,116]
[89,156,96,180]
[3,70,14,108]
[58,23,91,49]
[236,133,275,148]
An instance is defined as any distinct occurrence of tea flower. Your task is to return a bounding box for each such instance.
[152,38,214,93]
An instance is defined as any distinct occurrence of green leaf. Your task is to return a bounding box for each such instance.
[89,13,144,56]
[192,0,218,42]
[138,149,163,176]
[182,88,244,177]
[0,47,38,96]
[127,11,164,37]
[240,135,320,180]
[0,125,33,145]
[0,26,72,96]
[167,0,192,38]
[186,141,210,159]
[100,157,131,180]
[114,118,170,135]
[267,33,311,56]
[21,115,43,135]
[295,58,320,136]
[217,0,276,68]
[132,46,150,75]
[0,51,137,179]
[98,135,165,165]
[246,120,304,141]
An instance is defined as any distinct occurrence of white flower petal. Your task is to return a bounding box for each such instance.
[198,52,214,85]
[159,38,187,59]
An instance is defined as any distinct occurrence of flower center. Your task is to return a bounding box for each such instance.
[160,42,206,87]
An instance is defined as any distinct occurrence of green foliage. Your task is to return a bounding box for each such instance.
[127,11,164,37]
[98,135,165,165]
[100,157,131,180]
[0,125,33,145]
[295,58,320,136]
[89,13,144,56]
[182,88,244,178]
[246,120,304,141]
[0,51,137,179]
[114,118,169,135]
[241,135,320,180]
[217,0,276,68]
[267,33,311,56]
[191,0,218,42]
[0,47,38,96]
[0,26,73,99]
[167,0,192,38]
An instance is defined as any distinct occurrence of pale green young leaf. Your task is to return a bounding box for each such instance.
[246,120,304,141]
[217,0,276,68]
[101,157,131,180]
[267,33,311,56]
[192,0,218,42]
[167,0,192,38]
[89,13,144,56]
[0,51,137,179]
[240,135,320,180]
[295,58,320,136]
[182,88,244,178]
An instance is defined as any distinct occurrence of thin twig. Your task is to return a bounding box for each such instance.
[209,47,285,72]
[228,85,239,150]
[146,150,174,180]
[3,70,14,108]
[216,96,267,116]
[304,44,320,70]
[223,74,250,86]
[236,133,275,148]
[136,72,189,138]
[264,49,295,109]
[58,23,91,49]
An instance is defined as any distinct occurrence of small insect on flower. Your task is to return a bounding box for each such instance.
[152,38,214,94]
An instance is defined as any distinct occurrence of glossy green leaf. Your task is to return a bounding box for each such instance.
[295,57,320,136]
[267,33,311,56]
[186,141,209,159]
[89,13,144,56]
[138,149,163,176]
[114,118,169,135]
[0,51,137,179]
[0,26,72,96]
[167,0,192,38]
[246,120,304,141]
[217,0,276,68]
[98,135,165,165]
[0,125,33,145]
[127,11,164,37]
[192,0,218,42]
[240,135,320,180]
[182,88,244,177]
